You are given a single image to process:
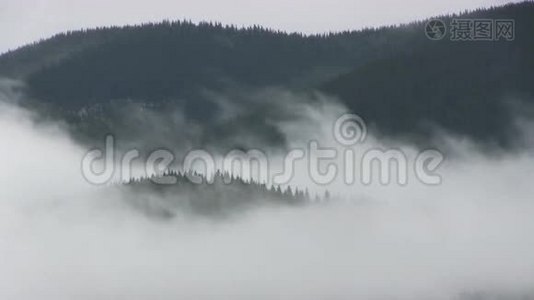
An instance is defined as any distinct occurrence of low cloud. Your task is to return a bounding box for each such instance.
[1,87,534,299]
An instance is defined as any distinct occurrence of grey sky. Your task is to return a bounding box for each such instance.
[0,0,519,53]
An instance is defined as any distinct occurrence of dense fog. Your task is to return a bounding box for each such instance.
[2,91,534,299]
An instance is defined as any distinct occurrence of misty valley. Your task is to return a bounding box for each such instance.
[1,1,534,299]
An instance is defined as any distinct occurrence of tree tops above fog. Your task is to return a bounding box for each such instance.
[121,170,330,218]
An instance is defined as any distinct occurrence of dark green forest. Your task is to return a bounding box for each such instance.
[1,1,533,147]
[122,170,312,218]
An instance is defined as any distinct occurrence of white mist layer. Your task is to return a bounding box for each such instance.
[1,101,534,299]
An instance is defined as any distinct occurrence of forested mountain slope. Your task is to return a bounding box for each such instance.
[1,2,533,147]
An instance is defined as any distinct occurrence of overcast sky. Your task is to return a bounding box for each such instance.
[0,0,519,54]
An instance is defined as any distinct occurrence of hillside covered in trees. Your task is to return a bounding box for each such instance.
[1,2,533,147]
[120,170,313,218]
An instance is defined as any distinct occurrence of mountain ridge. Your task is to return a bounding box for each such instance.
[1,1,533,148]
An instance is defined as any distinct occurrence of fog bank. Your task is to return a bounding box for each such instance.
[1,99,534,299]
